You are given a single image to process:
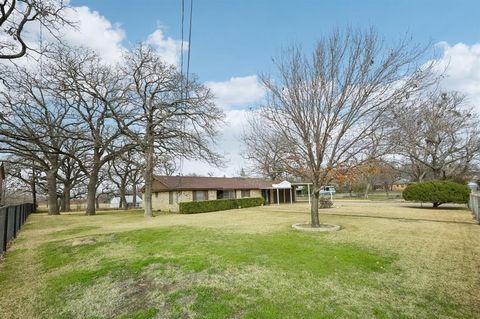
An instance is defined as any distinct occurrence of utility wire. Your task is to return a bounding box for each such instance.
[185,0,193,93]
[178,0,193,179]
[180,0,184,82]
[178,0,192,178]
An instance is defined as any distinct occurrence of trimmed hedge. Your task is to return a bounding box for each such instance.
[179,197,264,214]
[236,197,264,208]
[402,180,469,208]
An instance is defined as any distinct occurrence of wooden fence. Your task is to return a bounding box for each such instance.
[0,203,34,256]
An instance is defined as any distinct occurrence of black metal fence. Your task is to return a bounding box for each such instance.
[0,203,34,256]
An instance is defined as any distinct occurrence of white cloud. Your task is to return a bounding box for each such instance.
[180,109,250,177]
[435,42,480,108]
[17,5,126,64]
[146,28,186,66]
[61,6,126,63]
[182,76,266,176]
[206,75,265,109]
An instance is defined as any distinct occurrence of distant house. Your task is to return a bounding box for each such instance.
[109,195,143,209]
[392,179,410,192]
[148,175,300,212]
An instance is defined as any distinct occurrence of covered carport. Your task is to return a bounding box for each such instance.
[261,184,290,205]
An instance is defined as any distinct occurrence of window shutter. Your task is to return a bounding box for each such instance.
[205,191,209,200]
[193,191,196,201]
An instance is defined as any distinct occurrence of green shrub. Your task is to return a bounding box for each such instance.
[179,197,264,214]
[402,180,469,208]
[236,197,264,208]
[179,199,237,214]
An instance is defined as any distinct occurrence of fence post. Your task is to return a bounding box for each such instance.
[476,194,480,224]
[470,192,480,224]
[1,207,7,254]
[2,203,34,255]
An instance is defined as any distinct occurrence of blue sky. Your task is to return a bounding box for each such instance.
[66,0,480,176]
[71,0,479,81]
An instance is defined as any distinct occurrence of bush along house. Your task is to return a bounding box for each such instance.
[146,175,304,213]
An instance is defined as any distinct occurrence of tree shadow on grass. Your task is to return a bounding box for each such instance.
[402,204,468,211]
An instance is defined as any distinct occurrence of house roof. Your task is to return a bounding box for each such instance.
[151,175,273,192]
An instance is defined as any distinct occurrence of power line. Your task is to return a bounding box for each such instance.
[180,0,185,81]
[185,0,193,93]
[178,0,193,178]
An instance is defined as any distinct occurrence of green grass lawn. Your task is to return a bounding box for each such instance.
[1,202,479,318]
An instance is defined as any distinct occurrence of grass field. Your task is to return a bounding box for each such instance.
[0,202,479,318]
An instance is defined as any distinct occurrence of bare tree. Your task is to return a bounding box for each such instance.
[0,0,70,60]
[1,158,41,209]
[258,29,435,227]
[94,166,114,209]
[242,116,291,181]
[49,46,135,215]
[353,130,391,198]
[0,64,74,214]
[107,148,141,210]
[390,90,480,181]
[57,146,85,212]
[154,154,177,177]
[114,45,224,218]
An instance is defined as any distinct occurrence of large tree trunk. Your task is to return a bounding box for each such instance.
[31,172,37,213]
[85,166,100,216]
[46,169,59,215]
[143,143,154,218]
[61,183,71,212]
[310,185,320,227]
[132,183,137,208]
[0,178,3,207]
[418,172,427,183]
[432,168,442,180]
[120,183,127,210]
[364,182,371,198]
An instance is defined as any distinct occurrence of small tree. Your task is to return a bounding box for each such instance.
[257,28,435,227]
[402,180,469,208]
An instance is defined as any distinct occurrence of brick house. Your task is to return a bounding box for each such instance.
[149,175,297,212]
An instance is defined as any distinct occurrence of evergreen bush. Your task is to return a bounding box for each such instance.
[402,180,469,208]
